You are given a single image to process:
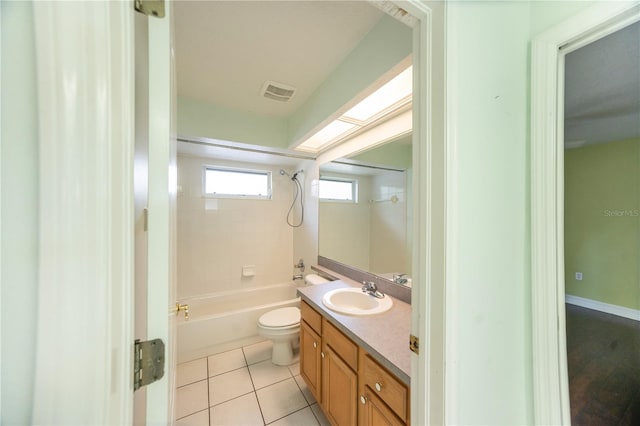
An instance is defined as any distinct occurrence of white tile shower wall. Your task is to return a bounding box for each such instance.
[177,155,295,298]
[369,171,407,274]
[292,160,319,273]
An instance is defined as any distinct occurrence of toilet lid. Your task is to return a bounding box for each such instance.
[259,307,300,328]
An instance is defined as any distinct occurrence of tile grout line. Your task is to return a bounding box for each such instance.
[290,371,312,406]
[175,407,209,423]
[175,376,208,390]
[253,375,297,392]
[290,372,323,426]
[242,346,267,426]
[265,406,318,426]
[308,404,324,426]
[181,343,315,426]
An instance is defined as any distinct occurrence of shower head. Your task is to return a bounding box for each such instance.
[280,169,303,180]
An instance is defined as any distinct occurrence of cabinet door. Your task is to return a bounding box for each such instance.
[360,387,405,426]
[322,345,358,426]
[300,320,322,403]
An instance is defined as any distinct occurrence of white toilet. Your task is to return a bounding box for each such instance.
[257,274,329,365]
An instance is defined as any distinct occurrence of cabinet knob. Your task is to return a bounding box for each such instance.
[375,382,382,392]
[313,342,317,348]
[321,352,325,359]
[360,395,367,405]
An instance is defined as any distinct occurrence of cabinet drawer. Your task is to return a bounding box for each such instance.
[361,354,408,422]
[301,300,322,334]
[322,318,358,371]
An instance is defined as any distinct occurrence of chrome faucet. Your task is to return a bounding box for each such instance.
[294,259,305,272]
[393,273,408,285]
[361,281,385,299]
[293,274,304,281]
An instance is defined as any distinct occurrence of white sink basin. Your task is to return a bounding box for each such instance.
[322,288,393,316]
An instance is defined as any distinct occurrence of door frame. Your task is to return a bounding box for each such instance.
[530,2,640,423]
[393,1,447,425]
[26,0,441,423]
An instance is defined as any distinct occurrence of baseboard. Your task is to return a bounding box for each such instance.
[565,294,640,322]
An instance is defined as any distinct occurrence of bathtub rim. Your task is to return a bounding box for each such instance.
[177,281,300,305]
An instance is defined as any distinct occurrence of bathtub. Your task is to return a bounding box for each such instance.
[177,282,300,362]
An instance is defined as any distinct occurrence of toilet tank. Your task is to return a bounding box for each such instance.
[304,274,329,285]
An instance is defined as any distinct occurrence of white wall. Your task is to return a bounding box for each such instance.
[1,2,38,423]
[445,2,533,424]
[177,155,297,298]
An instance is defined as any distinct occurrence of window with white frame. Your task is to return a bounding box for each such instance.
[204,166,272,199]
[319,177,358,202]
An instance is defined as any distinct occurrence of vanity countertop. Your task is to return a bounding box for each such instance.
[297,280,411,385]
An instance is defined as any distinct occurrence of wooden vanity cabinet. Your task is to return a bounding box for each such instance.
[300,300,410,426]
[358,352,409,426]
[322,319,359,426]
[300,302,322,403]
[361,387,405,426]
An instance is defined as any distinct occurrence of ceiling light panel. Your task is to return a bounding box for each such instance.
[342,66,412,122]
[296,120,357,152]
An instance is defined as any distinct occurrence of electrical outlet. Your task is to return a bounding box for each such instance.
[575,272,583,281]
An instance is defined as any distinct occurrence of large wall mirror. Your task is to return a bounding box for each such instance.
[318,135,412,285]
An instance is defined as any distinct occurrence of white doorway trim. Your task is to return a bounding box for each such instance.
[391,1,446,425]
[530,2,640,424]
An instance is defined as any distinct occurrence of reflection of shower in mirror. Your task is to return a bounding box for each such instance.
[369,195,399,204]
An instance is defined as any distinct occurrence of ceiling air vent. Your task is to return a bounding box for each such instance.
[261,81,296,102]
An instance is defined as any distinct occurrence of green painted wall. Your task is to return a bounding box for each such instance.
[565,138,640,310]
[349,137,412,170]
[446,2,533,423]
[177,97,288,148]
[443,2,598,424]
[1,1,39,423]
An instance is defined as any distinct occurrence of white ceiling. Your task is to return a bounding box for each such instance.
[564,21,640,147]
[174,0,384,118]
[175,3,638,155]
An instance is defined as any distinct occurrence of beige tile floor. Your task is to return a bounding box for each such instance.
[175,340,331,426]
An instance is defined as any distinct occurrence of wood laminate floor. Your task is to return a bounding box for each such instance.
[566,304,640,425]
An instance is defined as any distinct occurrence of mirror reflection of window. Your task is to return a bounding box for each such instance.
[318,136,412,283]
[319,177,358,202]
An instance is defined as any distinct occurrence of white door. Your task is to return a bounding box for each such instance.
[27,1,175,423]
[134,2,177,425]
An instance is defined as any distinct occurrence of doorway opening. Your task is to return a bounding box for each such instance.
[563,21,640,424]
[531,3,640,424]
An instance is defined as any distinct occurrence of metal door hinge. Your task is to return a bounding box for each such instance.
[134,338,165,391]
[134,0,165,18]
[409,334,419,355]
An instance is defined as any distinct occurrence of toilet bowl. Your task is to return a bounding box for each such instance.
[258,307,301,366]
[257,274,329,365]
